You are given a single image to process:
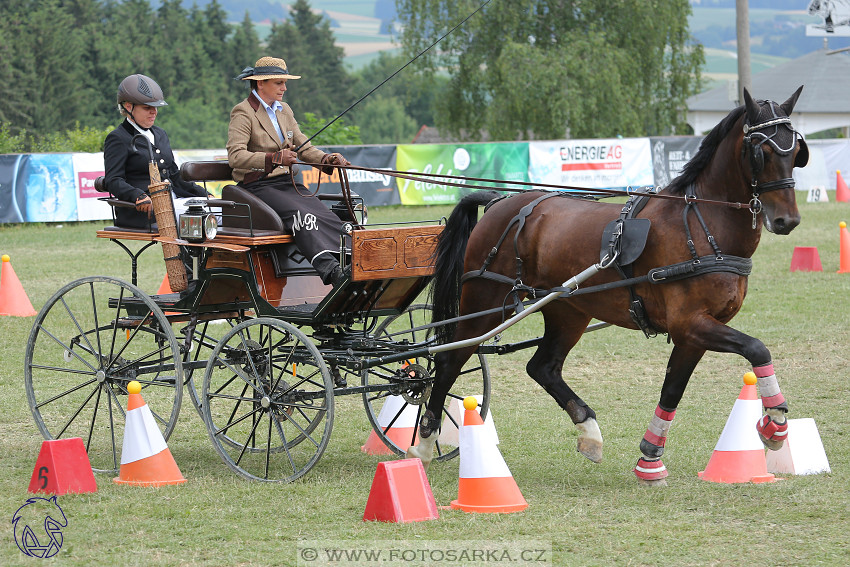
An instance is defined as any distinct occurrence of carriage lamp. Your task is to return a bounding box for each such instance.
[179,201,217,242]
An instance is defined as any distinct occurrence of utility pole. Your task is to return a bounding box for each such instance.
[736,0,752,105]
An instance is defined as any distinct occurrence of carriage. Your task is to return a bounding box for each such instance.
[24,87,809,485]
[23,159,491,482]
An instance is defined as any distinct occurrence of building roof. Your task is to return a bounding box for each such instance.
[688,48,850,113]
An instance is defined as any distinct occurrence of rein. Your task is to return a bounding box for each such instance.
[303,161,758,212]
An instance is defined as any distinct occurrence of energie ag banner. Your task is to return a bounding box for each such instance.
[528,138,653,190]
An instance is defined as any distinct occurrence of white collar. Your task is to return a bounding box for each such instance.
[253,90,283,112]
[127,117,154,144]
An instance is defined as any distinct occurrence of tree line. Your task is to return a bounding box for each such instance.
[0,0,442,152]
[0,0,703,153]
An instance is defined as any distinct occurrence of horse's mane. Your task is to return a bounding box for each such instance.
[666,106,747,195]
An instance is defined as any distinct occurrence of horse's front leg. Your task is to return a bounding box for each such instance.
[634,344,705,486]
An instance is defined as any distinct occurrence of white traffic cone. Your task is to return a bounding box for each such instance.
[765,418,831,475]
[361,395,419,455]
[450,397,527,513]
[114,381,186,486]
[698,373,776,484]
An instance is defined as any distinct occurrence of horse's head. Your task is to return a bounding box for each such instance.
[741,86,808,235]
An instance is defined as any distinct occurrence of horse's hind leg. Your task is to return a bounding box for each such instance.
[526,305,603,463]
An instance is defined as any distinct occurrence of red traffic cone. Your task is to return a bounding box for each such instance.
[28,438,97,495]
[438,395,499,447]
[836,170,850,203]
[361,395,419,455]
[362,459,438,523]
[698,373,776,484]
[451,397,527,513]
[838,222,850,274]
[789,246,822,272]
[114,381,186,486]
[0,254,37,316]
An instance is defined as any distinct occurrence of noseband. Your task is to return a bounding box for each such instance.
[742,103,801,227]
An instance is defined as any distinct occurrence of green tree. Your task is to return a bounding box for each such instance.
[225,12,262,104]
[265,0,350,119]
[356,95,419,144]
[396,0,704,140]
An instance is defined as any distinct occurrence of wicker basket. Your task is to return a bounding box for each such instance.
[149,180,187,292]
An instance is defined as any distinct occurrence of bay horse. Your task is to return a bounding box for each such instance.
[407,87,809,485]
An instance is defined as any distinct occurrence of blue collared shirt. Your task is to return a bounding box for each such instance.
[253,89,286,145]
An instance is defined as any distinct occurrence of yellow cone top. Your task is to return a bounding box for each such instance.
[127,381,142,394]
[841,221,847,229]
[1,255,9,262]
[743,372,757,386]
[463,396,478,411]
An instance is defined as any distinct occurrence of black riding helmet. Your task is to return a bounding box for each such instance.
[116,74,168,108]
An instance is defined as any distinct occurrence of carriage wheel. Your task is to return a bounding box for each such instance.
[176,316,246,417]
[363,304,490,461]
[24,276,182,474]
[201,317,334,482]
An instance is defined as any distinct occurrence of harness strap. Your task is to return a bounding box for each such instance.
[464,192,561,284]
[461,254,753,299]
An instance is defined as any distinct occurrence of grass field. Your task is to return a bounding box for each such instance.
[1,198,849,566]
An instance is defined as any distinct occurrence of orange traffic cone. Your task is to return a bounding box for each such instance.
[450,397,527,513]
[838,222,850,274]
[0,254,37,316]
[698,373,776,484]
[114,381,186,486]
[836,170,850,203]
[361,395,418,455]
[157,274,172,294]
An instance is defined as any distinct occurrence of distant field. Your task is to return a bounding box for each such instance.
[689,7,816,31]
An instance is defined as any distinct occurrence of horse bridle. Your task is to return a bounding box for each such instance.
[742,104,805,227]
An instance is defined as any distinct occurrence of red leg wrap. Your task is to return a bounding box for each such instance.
[757,415,788,442]
[634,457,668,481]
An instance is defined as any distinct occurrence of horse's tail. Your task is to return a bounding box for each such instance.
[430,190,502,344]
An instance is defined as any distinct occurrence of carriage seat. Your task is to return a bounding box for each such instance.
[94,176,158,233]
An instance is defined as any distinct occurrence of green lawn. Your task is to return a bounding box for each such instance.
[1,198,848,566]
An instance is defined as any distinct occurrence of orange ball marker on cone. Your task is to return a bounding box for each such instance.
[114,381,186,486]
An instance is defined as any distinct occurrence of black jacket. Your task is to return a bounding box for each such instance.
[103,119,206,228]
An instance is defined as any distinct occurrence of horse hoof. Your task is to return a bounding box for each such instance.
[577,438,603,463]
[405,444,432,471]
[576,418,603,463]
[757,414,788,451]
[636,477,668,488]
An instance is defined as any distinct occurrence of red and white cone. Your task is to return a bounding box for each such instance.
[114,381,186,486]
[698,373,776,484]
[361,395,419,455]
[450,397,527,513]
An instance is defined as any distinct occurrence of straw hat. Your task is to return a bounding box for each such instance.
[235,57,301,81]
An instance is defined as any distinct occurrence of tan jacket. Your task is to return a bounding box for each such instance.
[227,92,328,183]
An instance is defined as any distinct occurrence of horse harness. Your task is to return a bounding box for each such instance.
[460,189,752,338]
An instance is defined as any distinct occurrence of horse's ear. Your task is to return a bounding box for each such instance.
[743,88,760,125]
[781,85,804,116]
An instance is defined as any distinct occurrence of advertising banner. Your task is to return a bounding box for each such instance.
[0,154,27,223]
[528,138,653,190]
[7,154,79,222]
[313,145,400,206]
[73,153,110,222]
[649,136,704,189]
[396,142,529,205]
